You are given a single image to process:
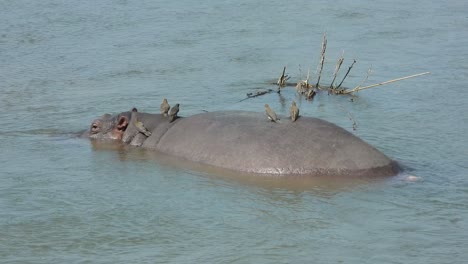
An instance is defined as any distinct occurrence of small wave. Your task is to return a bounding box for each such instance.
[0,129,83,138]
[336,11,369,19]
[106,69,146,78]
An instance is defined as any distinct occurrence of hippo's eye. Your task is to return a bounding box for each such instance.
[90,122,100,134]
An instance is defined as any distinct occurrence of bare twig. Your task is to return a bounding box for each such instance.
[315,33,327,89]
[342,72,431,94]
[336,59,356,89]
[352,66,372,90]
[330,50,344,89]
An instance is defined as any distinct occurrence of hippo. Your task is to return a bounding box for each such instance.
[84,109,399,177]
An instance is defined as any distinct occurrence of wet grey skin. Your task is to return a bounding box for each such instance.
[264,104,278,122]
[290,101,299,122]
[85,110,399,177]
[168,103,179,123]
[160,98,170,116]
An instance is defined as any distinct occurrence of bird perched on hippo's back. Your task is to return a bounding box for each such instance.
[160,98,170,116]
[264,104,279,123]
[169,103,180,123]
[290,101,299,122]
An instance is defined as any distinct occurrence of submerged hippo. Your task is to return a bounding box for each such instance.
[84,109,399,177]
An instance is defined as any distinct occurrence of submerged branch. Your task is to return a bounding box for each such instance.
[239,89,275,102]
[347,112,357,131]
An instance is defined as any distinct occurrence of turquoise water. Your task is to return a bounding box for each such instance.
[1,0,467,263]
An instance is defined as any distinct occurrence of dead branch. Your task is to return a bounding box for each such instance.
[330,51,344,89]
[239,89,275,102]
[342,72,431,94]
[336,59,356,90]
[277,66,290,87]
[315,33,327,89]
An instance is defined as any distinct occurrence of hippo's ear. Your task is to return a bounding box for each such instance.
[117,116,129,131]
[131,107,138,112]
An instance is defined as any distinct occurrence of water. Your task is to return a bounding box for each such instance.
[1,0,467,263]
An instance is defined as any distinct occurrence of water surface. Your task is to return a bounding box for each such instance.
[1,0,467,263]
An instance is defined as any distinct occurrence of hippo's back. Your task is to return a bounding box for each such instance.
[154,111,398,177]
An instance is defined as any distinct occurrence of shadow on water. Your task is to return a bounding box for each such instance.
[89,140,393,195]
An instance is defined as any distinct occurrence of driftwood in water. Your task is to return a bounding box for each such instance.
[277,66,290,93]
[266,65,428,98]
[239,89,275,102]
[241,37,429,103]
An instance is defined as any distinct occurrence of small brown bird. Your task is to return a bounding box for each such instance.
[134,119,152,137]
[290,101,299,122]
[169,103,179,122]
[264,104,278,122]
[160,98,170,116]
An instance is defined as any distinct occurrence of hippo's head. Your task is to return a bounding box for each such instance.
[85,108,174,146]
[87,111,133,141]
